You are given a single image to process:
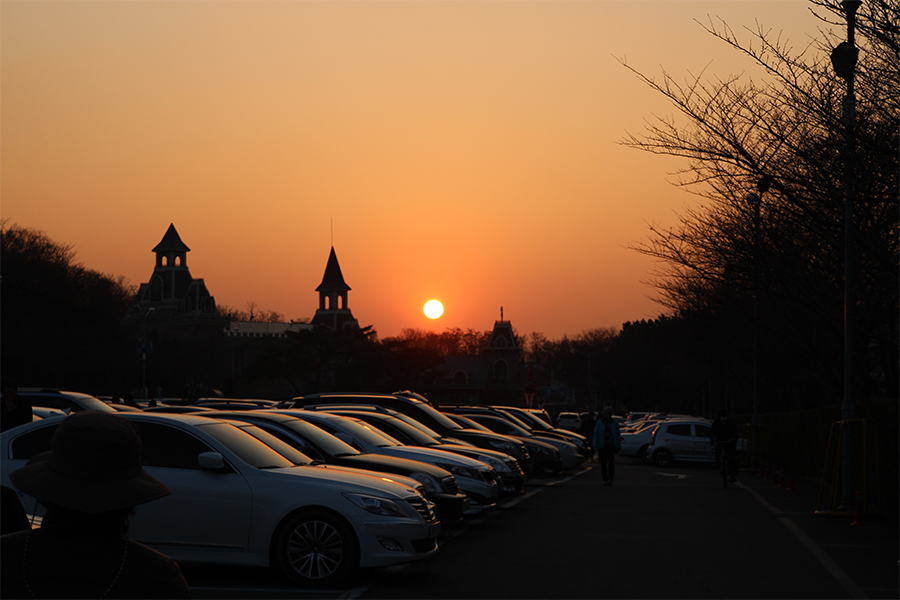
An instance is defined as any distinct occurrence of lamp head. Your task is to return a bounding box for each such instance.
[831,42,859,80]
[841,0,862,19]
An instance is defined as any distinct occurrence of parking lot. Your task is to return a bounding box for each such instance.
[184,458,898,599]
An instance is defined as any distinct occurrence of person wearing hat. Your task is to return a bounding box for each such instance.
[592,406,621,486]
[0,410,191,599]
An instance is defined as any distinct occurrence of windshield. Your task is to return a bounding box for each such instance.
[376,417,436,446]
[494,410,533,431]
[495,418,532,437]
[451,414,491,432]
[69,393,118,411]
[280,418,362,457]
[341,418,403,447]
[197,421,295,469]
[416,402,465,431]
[393,413,443,441]
[506,409,552,431]
[233,423,314,465]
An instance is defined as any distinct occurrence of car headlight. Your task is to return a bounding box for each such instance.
[489,440,514,453]
[435,462,480,480]
[475,455,511,473]
[408,472,442,492]
[343,493,409,518]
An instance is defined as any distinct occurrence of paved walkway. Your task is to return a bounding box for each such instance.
[360,458,898,599]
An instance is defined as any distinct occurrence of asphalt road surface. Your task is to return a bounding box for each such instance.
[184,458,898,599]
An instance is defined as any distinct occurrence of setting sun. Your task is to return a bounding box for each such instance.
[423,300,444,319]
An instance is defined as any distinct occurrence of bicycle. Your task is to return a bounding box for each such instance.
[711,439,737,488]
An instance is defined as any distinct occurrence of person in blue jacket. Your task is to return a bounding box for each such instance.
[592,406,621,486]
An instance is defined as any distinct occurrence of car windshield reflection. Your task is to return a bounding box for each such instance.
[197,421,294,470]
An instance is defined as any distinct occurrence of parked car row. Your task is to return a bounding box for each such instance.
[4,388,589,587]
[619,412,748,467]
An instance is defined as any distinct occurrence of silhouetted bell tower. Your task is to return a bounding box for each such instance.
[311,247,359,331]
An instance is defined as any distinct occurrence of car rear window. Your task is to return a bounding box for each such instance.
[10,423,58,459]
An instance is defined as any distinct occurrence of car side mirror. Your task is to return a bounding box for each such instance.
[198,452,228,472]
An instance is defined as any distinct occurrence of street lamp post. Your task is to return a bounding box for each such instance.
[830,0,861,511]
[574,349,607,412]
[745,177,769,470]
[140,307,155,400]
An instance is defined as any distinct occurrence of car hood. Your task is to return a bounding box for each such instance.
[430,444,516,463]
[262,464,421,498]
[380,445,490,469]
[331,453,454,479]
[453,429,527,448]
[313,464,424,491]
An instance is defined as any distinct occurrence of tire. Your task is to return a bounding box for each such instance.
[653,449,673,467]
[275,510,360,587]
[638,445,652,465]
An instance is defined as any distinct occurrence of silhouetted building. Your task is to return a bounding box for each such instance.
[127,224,227,401]
[133,224,218,317]
[422,310,524,406]
[310,247,359,331]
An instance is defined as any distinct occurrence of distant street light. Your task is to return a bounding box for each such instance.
[573,348,608,412]
[830,0,861,512]
[141,307,155,400]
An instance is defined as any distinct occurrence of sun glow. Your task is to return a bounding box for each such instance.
[423,300,444,319]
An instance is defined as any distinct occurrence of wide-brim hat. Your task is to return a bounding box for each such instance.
[10,410,172,513]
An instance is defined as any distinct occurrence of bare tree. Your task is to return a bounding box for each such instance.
[619,0,898,404]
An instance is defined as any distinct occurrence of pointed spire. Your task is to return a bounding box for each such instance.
[152,223,191,253]
[316,247,350,292]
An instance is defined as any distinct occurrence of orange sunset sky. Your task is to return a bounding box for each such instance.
[2,1,818,340]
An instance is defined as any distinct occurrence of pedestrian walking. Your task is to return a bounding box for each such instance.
[710,408,740,483]
[0,410,192,598]
[592,406,621,485]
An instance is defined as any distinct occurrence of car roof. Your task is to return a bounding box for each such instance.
[303,404,399,415]
[210,410,300,423]
[119,412,225,426]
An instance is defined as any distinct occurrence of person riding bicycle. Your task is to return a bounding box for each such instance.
[709,409,740,483]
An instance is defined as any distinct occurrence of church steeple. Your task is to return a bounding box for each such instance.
[311,247,358,331]
[152,223,190,270]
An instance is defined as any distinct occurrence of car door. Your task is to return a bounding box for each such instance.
[692,423,714,460]
[662,423,694,459]
[128,421,253,551]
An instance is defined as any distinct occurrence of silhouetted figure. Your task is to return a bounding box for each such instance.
[1,411,191,598]
[710,409,740,483]
[592,407,621,485]
[1,380,32,433]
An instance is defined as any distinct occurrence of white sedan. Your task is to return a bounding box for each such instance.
[0,412,440,587]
